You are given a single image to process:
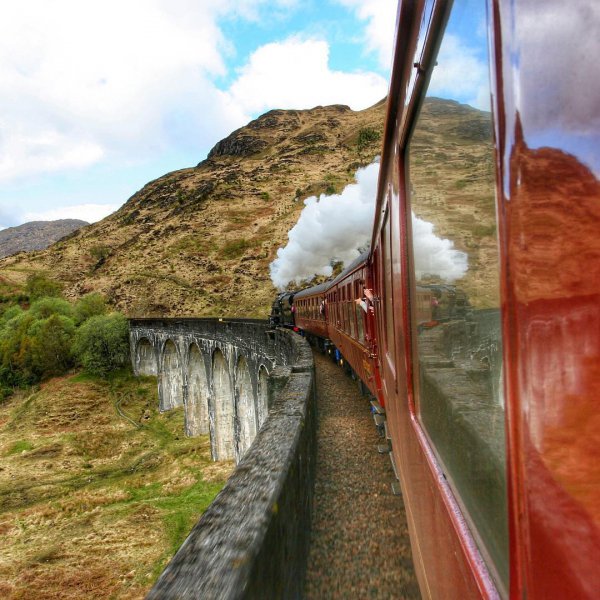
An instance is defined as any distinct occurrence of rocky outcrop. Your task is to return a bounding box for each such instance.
[208,133,269,158]
[0,219,88,258]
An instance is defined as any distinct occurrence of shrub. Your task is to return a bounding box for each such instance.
[28,315,76,378]
[73,313,130,376]
[1,305,24,324]
[29,297,74,320]
[357,127,381,154]
[0,311,36,385]
[0,302,79,384]
[26,273,63,301]
[221,239,252,259]
[74,293,107,325]
[90,245,111,262]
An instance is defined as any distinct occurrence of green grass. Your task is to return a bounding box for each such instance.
[155,477,223,552]
[6,439,34,455]
[0,367,230,597]
[472,224,497,238]
[220,239,254,259]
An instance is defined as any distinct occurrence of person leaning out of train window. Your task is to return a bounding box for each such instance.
[356,296,368,313]
[319,300,326,318]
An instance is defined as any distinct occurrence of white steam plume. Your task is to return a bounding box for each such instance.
[269,161,468,289]
[270,162,379,289]
[412,215,468,282]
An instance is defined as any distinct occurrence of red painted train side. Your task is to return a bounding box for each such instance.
[286,0,600,598]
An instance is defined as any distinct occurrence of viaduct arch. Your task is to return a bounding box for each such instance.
[130,318,291,463]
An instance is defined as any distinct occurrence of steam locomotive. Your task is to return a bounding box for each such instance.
[271,0,600,598]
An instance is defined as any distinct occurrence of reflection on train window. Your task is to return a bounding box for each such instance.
[349,301,356,338]
[356,302,365,344]
[408,0,508,593]
[382,212,395,362]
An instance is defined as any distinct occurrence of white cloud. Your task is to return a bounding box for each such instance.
[0,0,384,188]
[336,0,398,69]
[0,129,104,181]
[515,2,600,134]
[428,34,490,110]
[227,37,388,114]
[0,0,275,183]
[23,203,119,224]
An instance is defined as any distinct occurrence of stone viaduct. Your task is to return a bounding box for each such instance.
[129,318,287,463]
[129,317,317,598]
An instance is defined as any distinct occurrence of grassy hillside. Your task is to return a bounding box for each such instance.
[0,98,497,315]
[0,102,387,318]
[0,371,232,599]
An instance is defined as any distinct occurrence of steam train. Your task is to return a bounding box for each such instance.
[271,1,600,598]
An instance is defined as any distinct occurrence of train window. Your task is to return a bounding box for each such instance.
[331,293,335,325]
[381,210,395,363]
[332,293,336,326]
[354,281,365,344]
[355,301,365,344]
[349,301,356,339]
[407,0,508,593]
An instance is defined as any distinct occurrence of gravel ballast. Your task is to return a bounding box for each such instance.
[304,351,421,599]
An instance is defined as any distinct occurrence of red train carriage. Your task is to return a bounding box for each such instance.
[284,0,600,597]
[369,0,600,597]
[294,251,385,403]
[294,282,329,339]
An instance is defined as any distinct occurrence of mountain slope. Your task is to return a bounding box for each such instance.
[0,97,497,318]
[0,102,386,317]
[0,220,88,259]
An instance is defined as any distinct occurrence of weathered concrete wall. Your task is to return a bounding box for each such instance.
[129,318,298,464]
[130,319,316,599]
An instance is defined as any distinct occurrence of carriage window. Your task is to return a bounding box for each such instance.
[355,281,365,343]
[408,1,508,593]
[349,301,356,339]
[356,300,365,344]
[381,211,395,362]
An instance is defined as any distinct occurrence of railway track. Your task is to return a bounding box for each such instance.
[304,351,420,599]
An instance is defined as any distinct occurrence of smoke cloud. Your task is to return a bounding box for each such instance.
[412,214,468,282]
[269,161,468,290]
[270,162,379,289]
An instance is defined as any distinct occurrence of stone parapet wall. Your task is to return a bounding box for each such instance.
[128,319,316,598]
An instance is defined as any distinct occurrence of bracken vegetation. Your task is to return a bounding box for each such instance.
[0,273,231,598]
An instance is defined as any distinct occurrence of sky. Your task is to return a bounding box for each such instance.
[0,0,500,231]
[0,0,400,229]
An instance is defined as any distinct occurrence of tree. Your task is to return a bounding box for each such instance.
[74,293,107,325]
[73,313,130,376]
[1,305,24,324]
[28,315,76,377]
[25,273,63,301]
[29,297,74,320]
